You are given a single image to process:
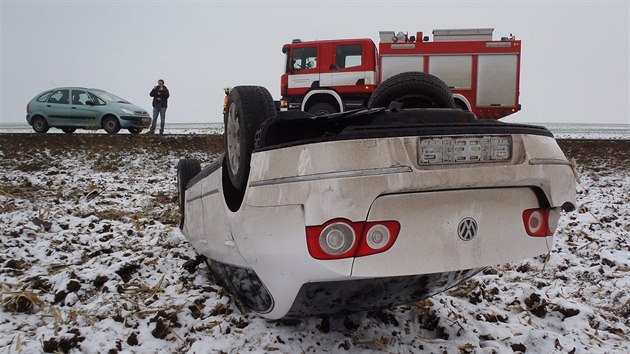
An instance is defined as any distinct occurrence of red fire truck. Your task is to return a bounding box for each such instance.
[280,28,521,119]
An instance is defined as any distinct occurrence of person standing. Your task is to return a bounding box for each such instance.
[148,79,170,134]
[223,87,230,115]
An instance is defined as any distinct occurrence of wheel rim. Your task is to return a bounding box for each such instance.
[34,119,44,131]
[226,103,240,176]
[312,109,330,116]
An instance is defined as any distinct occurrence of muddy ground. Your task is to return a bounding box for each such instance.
[0,133,628,172]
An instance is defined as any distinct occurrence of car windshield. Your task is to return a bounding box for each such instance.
[89,90,130,104]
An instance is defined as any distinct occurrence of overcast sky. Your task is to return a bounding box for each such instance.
[1,0,628,125]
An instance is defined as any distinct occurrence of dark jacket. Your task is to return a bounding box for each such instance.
[150,86,170,108]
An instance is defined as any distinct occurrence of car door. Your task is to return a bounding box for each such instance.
[45,89,74,126]
[70,89,98,127]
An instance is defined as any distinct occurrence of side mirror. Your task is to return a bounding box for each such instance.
[329,64,340,71]
[86,100,94,106]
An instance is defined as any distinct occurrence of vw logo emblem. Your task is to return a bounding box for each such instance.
[458,217,478,241]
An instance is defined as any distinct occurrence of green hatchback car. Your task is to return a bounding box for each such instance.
[26,87,152,134]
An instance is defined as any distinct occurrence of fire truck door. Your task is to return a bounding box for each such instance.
[287,46,320,91]
[321,44,366,88]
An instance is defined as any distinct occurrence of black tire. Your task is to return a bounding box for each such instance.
[454,99,469,111]
[177,159,201,229]
[102,116,121,135]
[224,86,276,191]
[32,116,49,133]
[368,72,454,109]
[307,102,337,116]
[128,127,142,134]
[62,128,76,134]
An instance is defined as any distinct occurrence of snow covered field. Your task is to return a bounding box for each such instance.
[0,134,628,354]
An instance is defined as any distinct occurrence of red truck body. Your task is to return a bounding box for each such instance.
[280,29,521,119]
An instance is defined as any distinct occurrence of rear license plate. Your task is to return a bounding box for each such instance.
[418,135,512,164]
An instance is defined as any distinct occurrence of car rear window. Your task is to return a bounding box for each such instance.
[88,93,106,105]
[36,91,52,102]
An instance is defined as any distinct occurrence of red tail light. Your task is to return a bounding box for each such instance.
[522,208,559,237]
[306,218,400,260]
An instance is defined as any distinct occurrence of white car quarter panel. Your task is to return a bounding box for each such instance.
[231,204,354,319]
[521,135,576,207]
[182,182,206,252]
[522,135,569,160]
[352,188,548,277]
[199,171,249,267]
[182,166,248,268]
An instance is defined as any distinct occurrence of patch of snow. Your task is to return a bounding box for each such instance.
[0,135,628,354]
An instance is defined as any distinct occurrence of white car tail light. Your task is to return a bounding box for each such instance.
[320,222,356,256]
[365,224,390,249]
[356,221,401,257]
[306,219,400,260]
[522,208,560,237]
[418,135,512,165]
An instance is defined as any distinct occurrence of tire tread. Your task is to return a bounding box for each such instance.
[368,72,454,109]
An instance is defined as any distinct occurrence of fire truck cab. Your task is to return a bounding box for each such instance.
[280,29,522,120]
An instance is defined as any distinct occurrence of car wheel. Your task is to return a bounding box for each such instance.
[307,102,337,116]
[224,86,276,191]
[128,127,142,134]
[32,116,49,133]
[368,72,455,109]
[62,128,76,134]
[102,116,121,135]
[177,159,201,229]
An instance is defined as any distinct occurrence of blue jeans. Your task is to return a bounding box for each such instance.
[150,106,167,133]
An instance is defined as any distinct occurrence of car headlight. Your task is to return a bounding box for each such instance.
[120,107,134,114]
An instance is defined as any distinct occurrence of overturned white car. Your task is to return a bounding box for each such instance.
[177,72,576,320]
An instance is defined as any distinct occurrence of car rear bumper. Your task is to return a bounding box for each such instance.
[246,134,577,218]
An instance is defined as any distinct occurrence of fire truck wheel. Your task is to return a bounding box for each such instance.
[224,86,277,191]
[307,103,337,116]
[177,158,201,229]
[368,72,455,110]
